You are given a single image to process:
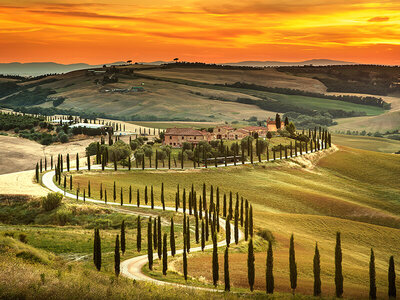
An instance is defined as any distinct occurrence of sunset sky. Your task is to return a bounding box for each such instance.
[0,0,399,64]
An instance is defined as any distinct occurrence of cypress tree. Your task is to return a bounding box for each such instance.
[137,216,141,252]
[87,155,91,171]
[40,159,43,173]
[156,150,158,169]
[35,163,39,182]
[202,183,207,211]
[266,240,274,294]
[170,217,176,256]
[128,185,132,204]
[224,247,230,292]
[186,216,191,253]
[66,154,70,171]
[229,192,233,217]
[120,220,126,254]
[212,232,219,286]
[201,220,205,251]
[120,187,123,206]
[225,216,231,246]
[100,183,103,200]
[161,183,165,210]
[113,181,116,202]
[76,153,79,171]
[248,239,255,292]
[153,218,157,250]
[114,154,117,171]
[93,229,98,269]
[88,181,91,197]
[205,209,209,241]
[144,186,148,204]
[157,216,162,259]
[183,235,188,281]
[195,213,199,243]
[104,188,107,203]
[51,155,53,169]
[245,200,249,241]
[63,176,66,191]
[223,194,227,218]
[162,233,168,275]
[313,243,321,297]
[151,185,154,209]
[249,205,253,238]
[289,234,297,294]
[95,229,102,271]
[335,232,343,298]
[114,235,120,277]
[70,175,72,190]
[240,197,244,227]
[369,248,376,300]
[388,256,396,298]
[234,199,239,244]
[147,218,153,270]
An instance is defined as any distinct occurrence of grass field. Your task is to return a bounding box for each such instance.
[2,145,400,298]
[52,146,400,298]
[332,134,400,153]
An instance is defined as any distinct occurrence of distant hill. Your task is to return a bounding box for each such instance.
[0,59,356,76]
[0,62,126,76]
[224,59,356,67]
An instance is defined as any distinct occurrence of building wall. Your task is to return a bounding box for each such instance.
[164,134,204,147]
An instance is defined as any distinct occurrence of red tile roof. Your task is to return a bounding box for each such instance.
[165,127,204,136]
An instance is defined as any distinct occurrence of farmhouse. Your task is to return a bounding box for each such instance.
[266,117,285,132]
[213,125,234,139]
[163,128,210,147]
[227,128,249,140]
[242,126,268,137]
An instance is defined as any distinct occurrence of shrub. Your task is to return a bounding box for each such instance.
[18,233,27,243]
[56,209,72,226]
[256,229,275,243]
[41,192,63,211]
[59,133,69,143]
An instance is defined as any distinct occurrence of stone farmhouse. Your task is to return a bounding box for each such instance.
[164,119,285,148]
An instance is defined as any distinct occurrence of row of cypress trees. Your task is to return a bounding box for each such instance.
[244,232,397,299]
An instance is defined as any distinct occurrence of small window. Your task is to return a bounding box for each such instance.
[182,136,184,139]
[194,136,196,140]
[169,136,172,139]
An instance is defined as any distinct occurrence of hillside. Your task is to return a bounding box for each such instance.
[0,64,397,133]
[47,145,400,298]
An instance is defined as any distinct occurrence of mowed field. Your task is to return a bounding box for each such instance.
[60,146,400,298]
[32,70,271,121]
[332,134,400,153]
[136,67,327,93]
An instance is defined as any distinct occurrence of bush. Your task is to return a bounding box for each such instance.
[59,133,69,143]
[256,229,275,243]
[18,233,27,243]
[56,209,72,226]
[108,140,132,161]
[41,193,63,211]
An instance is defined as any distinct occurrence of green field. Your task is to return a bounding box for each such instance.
[332,134,400,153]
[48,145,400,298]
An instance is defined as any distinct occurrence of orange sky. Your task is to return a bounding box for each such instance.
[0,0,399,64]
